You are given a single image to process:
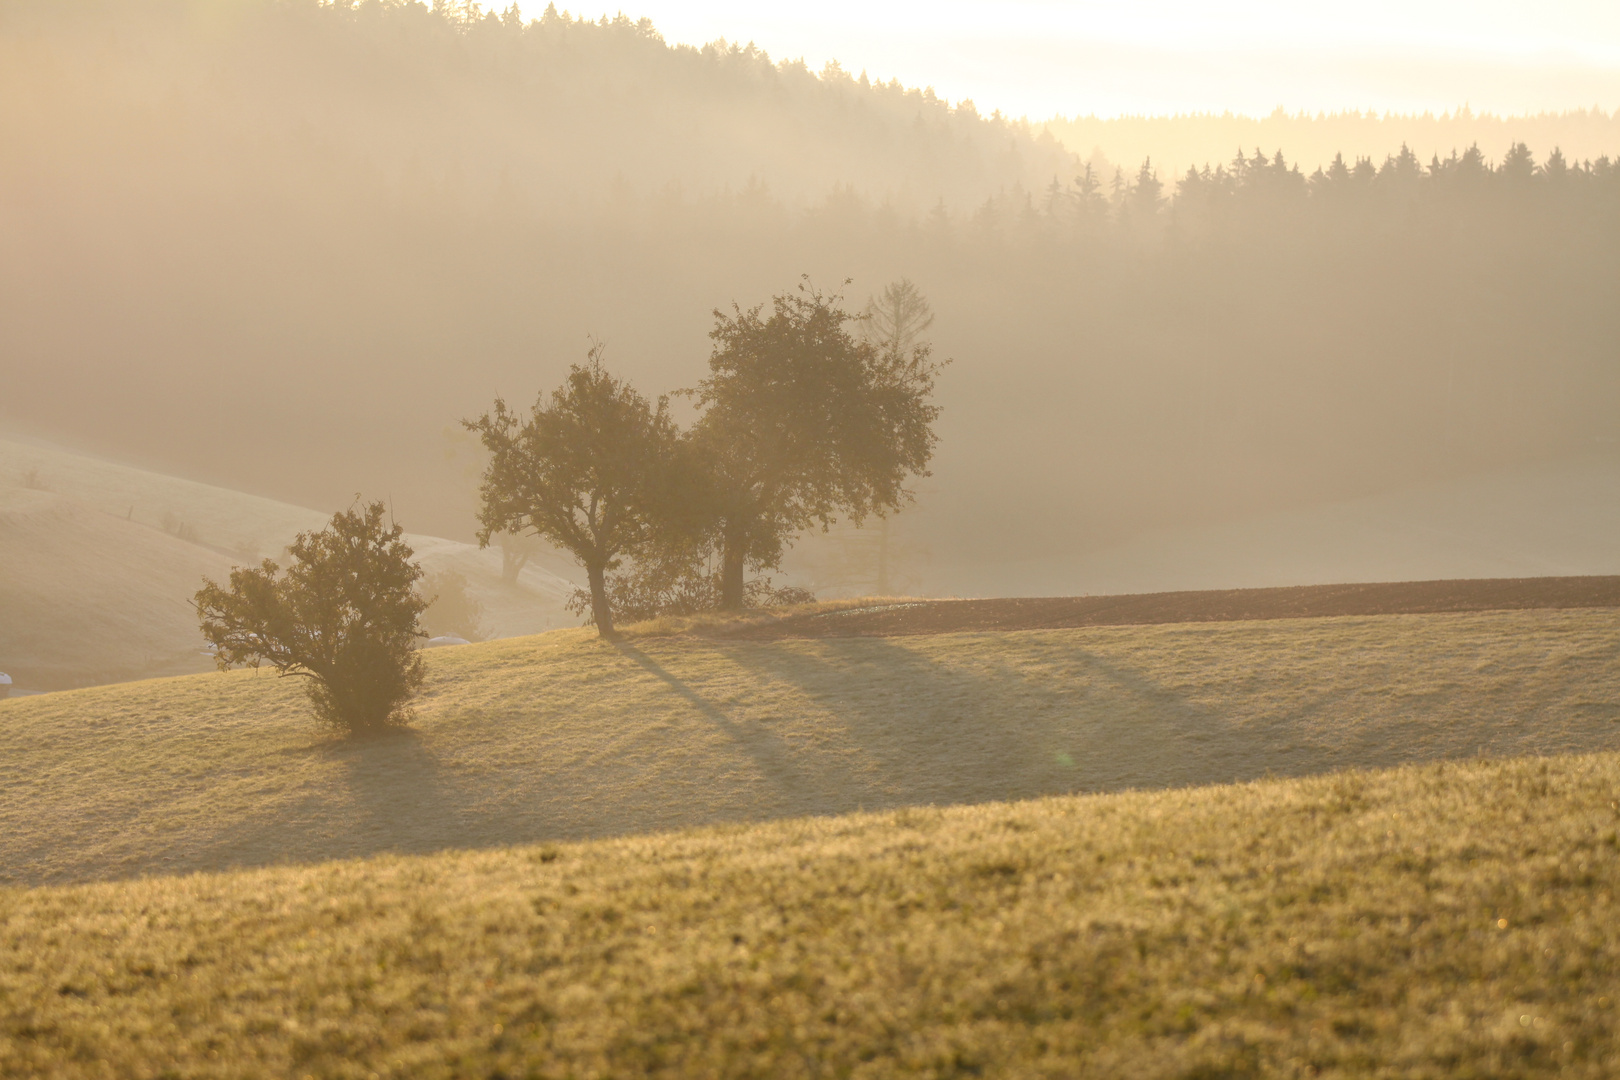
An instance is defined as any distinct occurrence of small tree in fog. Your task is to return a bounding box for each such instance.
[465,344,677,638]
[195,502,429,735]
[690,279,945,609]
[861,278,934,358]
[418,568,488,641]
[858,278,936,594]
[496,530,544,586]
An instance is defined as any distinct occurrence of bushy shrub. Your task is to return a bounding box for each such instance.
[195,502,428,735]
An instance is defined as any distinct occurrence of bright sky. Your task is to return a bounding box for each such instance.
[526,1,1620,119]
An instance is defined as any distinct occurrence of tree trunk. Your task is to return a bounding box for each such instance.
[587,561,617,638]
[720,532,747,611]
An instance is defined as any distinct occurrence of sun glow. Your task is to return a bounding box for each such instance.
[526,0,1620,119]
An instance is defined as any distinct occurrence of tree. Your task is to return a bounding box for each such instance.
[1125,157,1164,225]
[195,502,429,735]
[862,278,934,357]
[418,568,488,641]
[689,278,946,609]
[496,530,544,587]
[859,278,936,594]
[465,343,676,638]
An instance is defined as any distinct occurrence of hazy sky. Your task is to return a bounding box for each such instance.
[530,1,1620,119]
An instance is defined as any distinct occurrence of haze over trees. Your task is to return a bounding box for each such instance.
[1046,107,1620,190]
[4,0,1618,596]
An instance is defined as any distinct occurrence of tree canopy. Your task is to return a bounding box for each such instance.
[465,345,677,637]
[689,281,945,609]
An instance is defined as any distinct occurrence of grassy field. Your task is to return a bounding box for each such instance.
[3,608,1618,886]
[2,751,1617,1078]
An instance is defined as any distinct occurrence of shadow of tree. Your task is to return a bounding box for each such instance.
[189,728,474,874]
[612,640,818,802]
[725,634,1350,813]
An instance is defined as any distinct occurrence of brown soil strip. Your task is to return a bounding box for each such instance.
[721,576,1620,640]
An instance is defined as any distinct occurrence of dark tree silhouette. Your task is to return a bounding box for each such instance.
[465,344,676,638]
[689,279,945,609]
[195,501,428,735]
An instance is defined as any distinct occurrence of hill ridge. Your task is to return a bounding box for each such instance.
[721,575,1620,639]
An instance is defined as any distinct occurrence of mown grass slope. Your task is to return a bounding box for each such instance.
[2,753,1618,1078]
[3,608,1618,886]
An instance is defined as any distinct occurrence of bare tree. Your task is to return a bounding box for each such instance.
[861,278,934,358]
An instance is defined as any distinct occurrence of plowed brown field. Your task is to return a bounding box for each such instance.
[723,575,1620,639]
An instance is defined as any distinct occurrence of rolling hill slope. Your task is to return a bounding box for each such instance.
[2,752,1617,1078]
[3,606,1617,886]
[0,486,235,689]
[0,433,580,689]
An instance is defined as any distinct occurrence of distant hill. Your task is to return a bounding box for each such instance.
[0,486,237,689]
[4,605,1617,886]
[0,434,579,690]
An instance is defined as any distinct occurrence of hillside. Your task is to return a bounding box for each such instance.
[2,751,1617,1078]
[0,487,235,690]
[726,577,1620,639]
[0,433,579,690]
[3,606,1618,886]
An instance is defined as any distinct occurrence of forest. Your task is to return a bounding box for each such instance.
[3,0,1617,596]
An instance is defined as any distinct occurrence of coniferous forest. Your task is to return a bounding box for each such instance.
[4,0,1618,593]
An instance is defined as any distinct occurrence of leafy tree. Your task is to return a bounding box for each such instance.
[195,501,429,735]
[689,279,946,609]
[465,344,676,638]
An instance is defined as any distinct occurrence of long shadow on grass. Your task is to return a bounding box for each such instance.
[190,727,476,876]
[612,641,817,802]
[725,633,1333,812]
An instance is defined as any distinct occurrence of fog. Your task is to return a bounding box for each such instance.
[4,0,1619,601]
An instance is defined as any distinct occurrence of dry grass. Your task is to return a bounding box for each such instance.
[2,752,1618,1078]
[3,608,1618,887]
